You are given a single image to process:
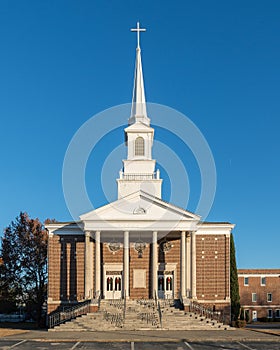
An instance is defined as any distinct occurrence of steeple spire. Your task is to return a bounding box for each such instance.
[117,23,162,199]
[129,22,150,125]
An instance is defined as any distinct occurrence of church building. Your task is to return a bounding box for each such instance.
[47,23,234,321]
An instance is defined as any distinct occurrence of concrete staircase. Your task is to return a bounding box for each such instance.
[159,299,230,330]
[49,299,231,331]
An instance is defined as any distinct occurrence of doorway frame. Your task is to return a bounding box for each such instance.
[103,263,123,299]
[157,263,177,299]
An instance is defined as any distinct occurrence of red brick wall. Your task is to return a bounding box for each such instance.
[196,235,230,301]
[48,234,61,303]
[102,243,123,264]
[48,234,85,314]
[129,243,151,299]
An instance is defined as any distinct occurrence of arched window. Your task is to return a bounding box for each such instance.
[158,277,164,291]
[166,276,173,291]
[115,277,122,291]
[134,137,144,156]
[107,277,113,291]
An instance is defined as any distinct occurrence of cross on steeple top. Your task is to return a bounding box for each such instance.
[131,22,146,49]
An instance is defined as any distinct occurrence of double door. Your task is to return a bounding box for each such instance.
[105,272,122,299]
[158,272,174,299]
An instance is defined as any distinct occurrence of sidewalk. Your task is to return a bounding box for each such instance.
[1,328,280,342]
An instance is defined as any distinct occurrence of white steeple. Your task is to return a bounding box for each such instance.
[129,22,150,126]
[117,22,162,199]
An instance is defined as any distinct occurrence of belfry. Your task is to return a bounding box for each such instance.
[46,23,234,324]
[117,22,162,199]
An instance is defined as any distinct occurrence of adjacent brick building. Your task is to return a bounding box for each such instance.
[238,269,280,321]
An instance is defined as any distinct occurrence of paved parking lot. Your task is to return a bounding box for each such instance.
[1,340,280,350]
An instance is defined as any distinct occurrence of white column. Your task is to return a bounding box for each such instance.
[186,233,191,297]
[180,231,186,298]
[124,231,129,298]
[191,231,197,299]
[152,231,158,298]
[84,231,93,299]
[95,231,101,298]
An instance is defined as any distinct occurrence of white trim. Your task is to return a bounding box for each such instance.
[238,274,280,277]
[196,299,230,304]
[241,305,280,308]
[196,231,232,235]
[267,292,272,302]
[103,263,123,299]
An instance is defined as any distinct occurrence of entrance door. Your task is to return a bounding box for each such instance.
[158,272,174,299]
[252,310,257,322]
[105,273,122,299]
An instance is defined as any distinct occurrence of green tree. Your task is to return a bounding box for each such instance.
[230,233,240,321]
[0,212,48,325]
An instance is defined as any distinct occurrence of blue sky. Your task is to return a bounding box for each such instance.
[0,0,279,268]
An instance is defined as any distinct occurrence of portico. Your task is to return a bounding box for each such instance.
[81,191,200,302]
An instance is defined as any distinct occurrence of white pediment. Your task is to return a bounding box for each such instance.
[80,191,200,231]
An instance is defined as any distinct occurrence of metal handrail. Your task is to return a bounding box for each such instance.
[189,301,224,323]
[97,292,101,311]
[123,290,126,323]
[154,289,157,307]
[157,301,163,328]
[48,299,91,329]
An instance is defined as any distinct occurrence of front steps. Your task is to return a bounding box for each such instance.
[49,299,231,331]
[159,300,230,330]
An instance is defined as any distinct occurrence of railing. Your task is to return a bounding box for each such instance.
[109,298,123,310]
[48,299,91,329]
[137,298,155,308]
[97,293,101,310]
[189,301,224,323]
[135,294,160,328]
[119,170,160,181]
[123,290,126,323]
[138,311,158,326]
[103,311,123,328]
[159,298,174,308]
[157,301,163,328]
[102,296,125,328]
[154,290,157,306]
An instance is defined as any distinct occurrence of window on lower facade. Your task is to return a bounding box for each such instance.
[252,293,257,302]
[261,276,266,286]
[244,277,249,286]
[267,309,273,319]
[267,293,272,302]
[275,310,280,318]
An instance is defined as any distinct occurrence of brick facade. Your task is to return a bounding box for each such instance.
[47,234,86,314]
[195,234,231,320]
[129,243,151,299]
[196,235,230,301]
[47,230,231,320]
[238,269,280,321]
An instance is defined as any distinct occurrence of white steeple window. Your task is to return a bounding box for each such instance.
[135,137,145,156]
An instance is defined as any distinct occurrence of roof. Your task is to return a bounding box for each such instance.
[238,269,280,275]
